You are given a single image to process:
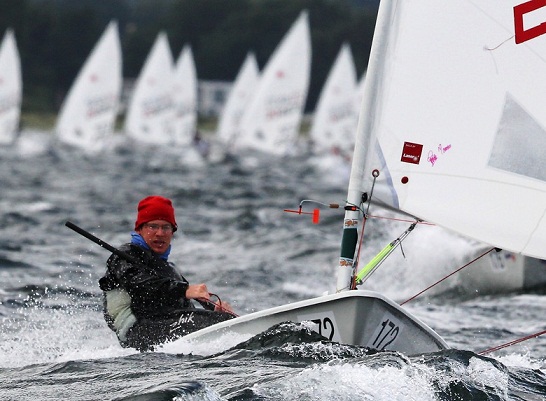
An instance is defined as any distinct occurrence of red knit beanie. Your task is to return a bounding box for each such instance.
[134,195,177,232]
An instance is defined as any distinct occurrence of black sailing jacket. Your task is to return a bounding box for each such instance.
[100,243,192,320]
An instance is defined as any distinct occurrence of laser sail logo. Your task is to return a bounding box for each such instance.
[400,141,423,165]
[514,0,546,44]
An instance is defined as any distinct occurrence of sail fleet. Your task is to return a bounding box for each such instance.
[2,12,363,159]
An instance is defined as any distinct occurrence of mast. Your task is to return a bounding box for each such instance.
[336,0,396,292]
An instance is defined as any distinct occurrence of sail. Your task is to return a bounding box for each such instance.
[353,71,366,123]
[55,21,122,152]
[124,32,174,144]
[0,29,22,145]
[216,52,260,146]
[172,45,197,146]
[309,43,358,156]
[236,11,311,155]
[351,0,546,261]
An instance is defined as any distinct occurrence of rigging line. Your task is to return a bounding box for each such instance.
[478,328,546,355]
[355,221,418,286]
[197,295,238,317]
[350,174,378,290]
[399,247,497,306]
[367,214,435,225]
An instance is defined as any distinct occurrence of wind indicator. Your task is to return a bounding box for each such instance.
[284,199,340,224]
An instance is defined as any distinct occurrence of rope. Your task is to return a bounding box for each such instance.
[198,293,239,317]
[478,328,546,355]
[400,247,497,306]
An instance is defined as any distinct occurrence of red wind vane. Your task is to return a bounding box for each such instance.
[284,206,320,224]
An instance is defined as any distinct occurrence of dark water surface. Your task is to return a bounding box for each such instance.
[1,131,546,400]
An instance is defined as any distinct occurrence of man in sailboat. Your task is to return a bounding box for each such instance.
[99,195,235,351]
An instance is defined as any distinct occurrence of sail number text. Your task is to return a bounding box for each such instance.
[368,313,402,350]
[310,318,335,340]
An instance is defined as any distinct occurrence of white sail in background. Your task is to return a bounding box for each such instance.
[172,44,197,146]
[348,0,546,274]
[236,11,311,155]
[309,43,357,156]
[0,29,22,145]
[55,21,122,152]
[216,52,259,147]
[124,32,174,144]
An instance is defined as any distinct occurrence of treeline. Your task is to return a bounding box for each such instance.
[0,0,379,113]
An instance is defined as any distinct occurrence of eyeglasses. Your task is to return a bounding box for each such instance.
[143,223,174,233]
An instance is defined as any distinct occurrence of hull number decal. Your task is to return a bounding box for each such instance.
[309,317,335,341]
[368,313,402,350]
[298,311,341,343]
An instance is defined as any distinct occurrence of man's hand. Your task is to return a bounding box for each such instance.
[186,283,210,300]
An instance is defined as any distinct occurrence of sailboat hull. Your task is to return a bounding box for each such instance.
[460,248,546,295]
[175,290,447,355]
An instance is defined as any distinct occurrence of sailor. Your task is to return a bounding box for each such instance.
[99,195,235,351]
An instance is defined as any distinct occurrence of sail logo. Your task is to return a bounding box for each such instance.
[400,141,423,164]
[514,0,546,44]
[428,143,452,167]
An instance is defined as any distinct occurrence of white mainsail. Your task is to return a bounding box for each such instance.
[172,44,197,146]
[216,52,259,147]
[353,71,366,124]
[55,21,122,152]
[235,11,311,155]
[339,0,546,290]
[309,43,357,156]
[124,32,174,144]
[0,29,22,145]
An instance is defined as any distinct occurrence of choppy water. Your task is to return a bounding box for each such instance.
[1,130,546,400]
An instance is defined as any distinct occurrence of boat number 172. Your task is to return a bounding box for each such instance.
[371,318,400,350]
[310,318,335,340]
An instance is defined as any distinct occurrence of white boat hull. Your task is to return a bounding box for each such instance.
[177,290,447,355]
[460,249,546,295]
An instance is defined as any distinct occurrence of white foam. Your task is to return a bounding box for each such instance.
[159,331,253,356]
[253,361,438,401]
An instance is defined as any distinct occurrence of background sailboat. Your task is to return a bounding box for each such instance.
[309,43,357,159]
[172,44,197,146]
[235,10,311,156]
[215,51,259,149]
[124,32,174,145]
[0,29,22,146]
[55,21,122,153]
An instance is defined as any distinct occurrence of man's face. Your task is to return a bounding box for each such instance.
[136,219,174,254]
